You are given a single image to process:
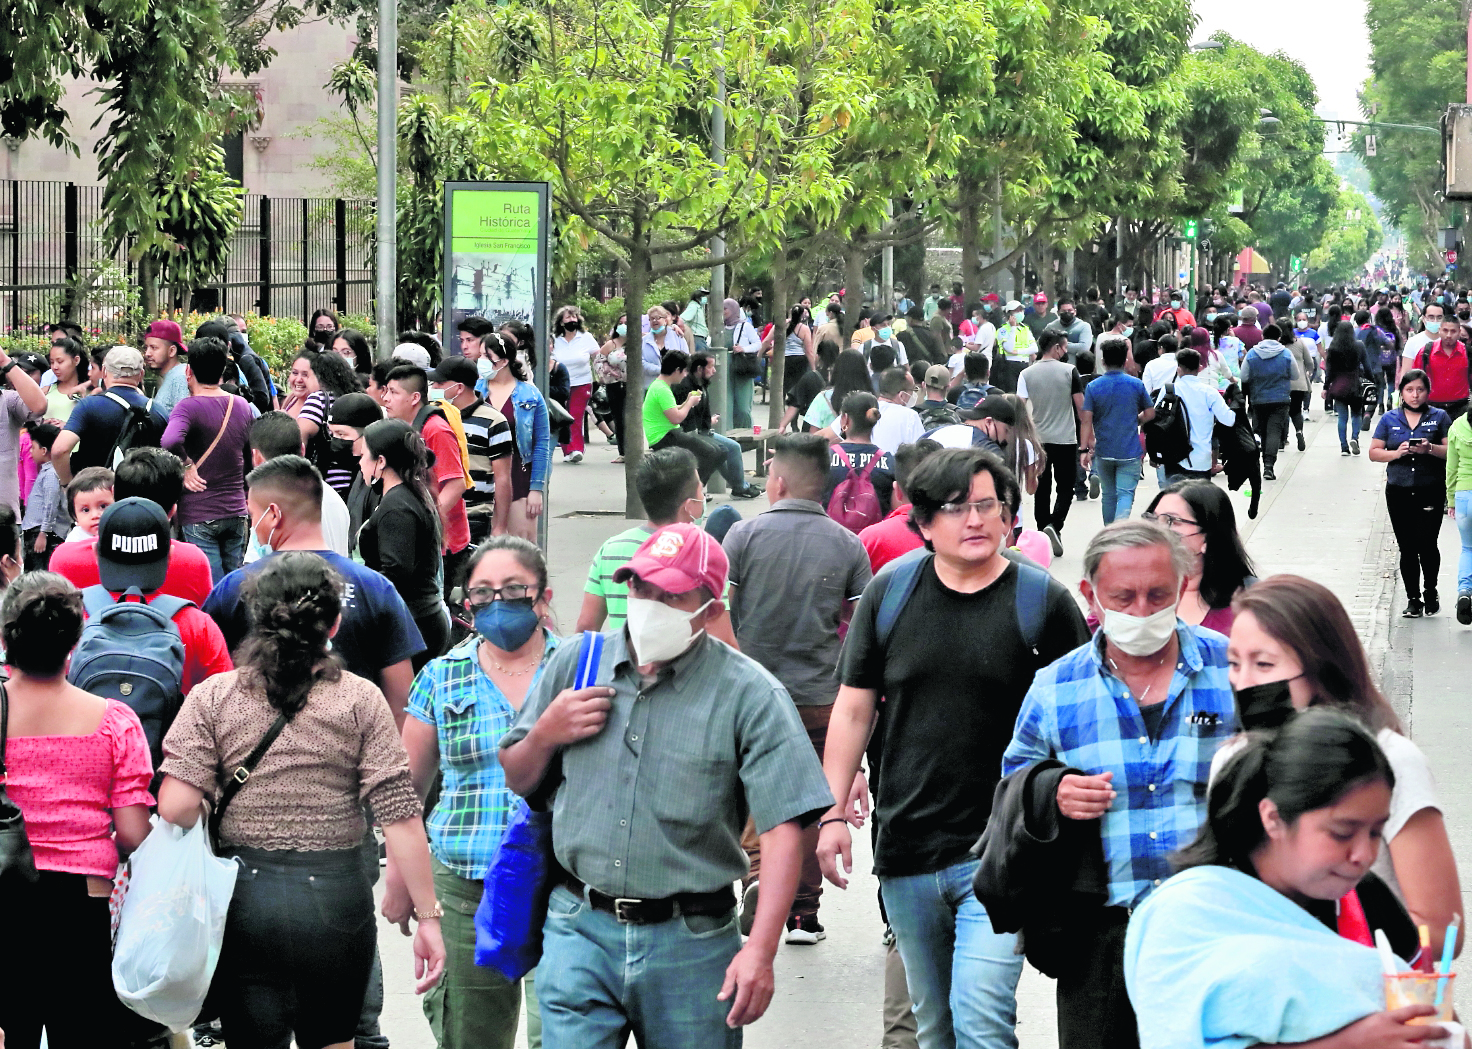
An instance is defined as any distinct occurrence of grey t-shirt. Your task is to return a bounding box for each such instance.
[1016,359,1084,445]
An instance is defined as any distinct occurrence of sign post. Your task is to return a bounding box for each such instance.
[443,181,552,547]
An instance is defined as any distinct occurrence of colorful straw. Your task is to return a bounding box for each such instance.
[1434,916,1460,1008]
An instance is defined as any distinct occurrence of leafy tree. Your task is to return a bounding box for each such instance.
[1306,189,1384,284]
[149,146,246,314]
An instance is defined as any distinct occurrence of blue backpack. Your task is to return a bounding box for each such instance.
[67,585,191,770]
[874,548,1051,655]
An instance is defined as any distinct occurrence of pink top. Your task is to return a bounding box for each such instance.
[8,699,155,877]
[17,432,37,504]
[1199,604,1236,637]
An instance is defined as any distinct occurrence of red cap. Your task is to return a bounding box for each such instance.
[982,293,1001,303]
[143,319,186,354]
[1033,293,1048,305]
[613,523,728,597]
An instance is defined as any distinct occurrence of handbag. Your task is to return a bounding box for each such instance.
[0,677,39,883]
[731,324,762,378]
[545,396,574,428]
[207,706,291,852]
[182,395,237,492]
[475,630,603,981]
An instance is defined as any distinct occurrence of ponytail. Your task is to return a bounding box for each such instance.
[238,552,344,716]
[364,418,444,550]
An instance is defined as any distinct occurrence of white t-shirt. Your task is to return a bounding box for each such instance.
[1210,726,1437,907]
[948,351,966,378]
[872,399,925,455]
[552,332,599,386]
[1142,353,1179,396]
[1403,330,1434,364]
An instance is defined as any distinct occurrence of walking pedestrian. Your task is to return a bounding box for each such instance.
[824,392,897,521]
[1286,320,1316,449]
[1368,369,1450,618]
[726,298,763,430]
[1409,313,1471,421]
[1142,480,1256,635]
[1324,321,1366,455]
[1239,323,1294,481]
[1016,330,1084,555]
[477,333,552,542]
[551,306,598,464]
[594,317,629,461]
[1163,348,1235,483]
[1080,335,1153,524]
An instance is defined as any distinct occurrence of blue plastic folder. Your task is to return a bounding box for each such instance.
[474,631,603,981]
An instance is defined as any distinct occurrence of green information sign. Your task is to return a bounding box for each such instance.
[449,189,541,255]
[442,180,550,345]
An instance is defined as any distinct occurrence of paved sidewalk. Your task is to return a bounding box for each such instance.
[375,408,1472,1048]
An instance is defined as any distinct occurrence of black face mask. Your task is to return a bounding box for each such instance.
[1233,679,1297,731]
[329,436,357,461]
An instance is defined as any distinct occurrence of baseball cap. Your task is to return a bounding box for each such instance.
[431,356,479,387]
[923,364,952,391]
[143,319,186,355]
[96,497,171,594]
[1033,293,1049,305]
[10,352,47,375]
[329,392,384,430]
[612,523,728,598]
[1004,300,1024,312]
[391,344,432,369]
[959,394,1017,425]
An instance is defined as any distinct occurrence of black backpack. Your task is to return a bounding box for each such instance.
[1143,383,1192,468]
[101,392,160,468]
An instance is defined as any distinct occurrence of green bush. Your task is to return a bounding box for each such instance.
[243,315,309,376]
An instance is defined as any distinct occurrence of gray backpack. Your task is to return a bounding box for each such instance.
[67,585,191,770]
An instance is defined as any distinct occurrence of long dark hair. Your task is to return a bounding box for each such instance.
[238,552,344,716]
[1326,319,1360,372]
[828,349,870,419]
[364,418,443,550]
[1232,575,1402,733]
[482,332,528,382]
[1175,709,1393,873]
[333,328,374,374]
[309,348,363,398]
[786,305,808,338]
[1146,481,1255,609]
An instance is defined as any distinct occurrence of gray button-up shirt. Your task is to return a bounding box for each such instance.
[500,631,834,898]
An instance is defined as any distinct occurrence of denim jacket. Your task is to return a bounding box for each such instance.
[508,379,553,492]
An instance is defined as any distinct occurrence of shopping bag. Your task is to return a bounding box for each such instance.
[112,816,239,1030]
[474,630,603,981]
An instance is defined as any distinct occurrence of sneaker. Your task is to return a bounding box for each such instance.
[1043,525,1064,557]
[195,1034,224,1048]
[1297,432,1306,451]
[1263,466,1276,480]
[739,881,760,937]
[1089,474,1101,499]
[568,451,584,464]
[1425,590,1441,616]
[732,484,761,499]
[785,915,826,945]
[1341,446,1351,456]
[1403,598,1424,619]
[882,924,896,947]
[1351,439,1361,455]
[1458,593,1472,625]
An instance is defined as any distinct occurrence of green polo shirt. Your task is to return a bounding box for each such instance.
[583,524,655,630]
[643,378,678,446]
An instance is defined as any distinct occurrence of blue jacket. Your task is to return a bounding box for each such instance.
[476,379,552,493]
[1240,340,1292,405]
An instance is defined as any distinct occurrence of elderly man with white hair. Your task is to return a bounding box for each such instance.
[52,345,168,483]
[1001,519,1237,1049]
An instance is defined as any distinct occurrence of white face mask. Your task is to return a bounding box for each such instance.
[476,356,497,380]
[625,596,713,665]
[1100,604,1178,657]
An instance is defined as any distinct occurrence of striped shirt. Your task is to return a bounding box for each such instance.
[584,525,655,630]
[1002,623,1237,909]
[459,398,513,515]
[502,630,834,898]
[407,631,561,878]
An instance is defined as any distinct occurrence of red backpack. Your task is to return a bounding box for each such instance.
[827,447,884,533]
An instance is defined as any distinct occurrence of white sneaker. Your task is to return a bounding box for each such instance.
[569,451,584,464]
[784,916,826,944]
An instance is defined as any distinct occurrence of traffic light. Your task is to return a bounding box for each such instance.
[1182,219,1198,241]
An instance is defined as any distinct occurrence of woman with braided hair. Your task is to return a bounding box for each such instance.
[158,551,445,1049]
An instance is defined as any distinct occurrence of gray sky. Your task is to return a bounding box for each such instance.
[1192,0,1371,120]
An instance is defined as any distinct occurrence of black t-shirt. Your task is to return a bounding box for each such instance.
[786,369,825,414]
[824,442,895,516]
[357,483,445,621]
[840,558,1090,876]
[670,377,713,432]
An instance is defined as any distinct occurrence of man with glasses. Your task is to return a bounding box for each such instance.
[1400,300,1443,386]
[1003,521,1235,1049]
[817,447,1088,1048]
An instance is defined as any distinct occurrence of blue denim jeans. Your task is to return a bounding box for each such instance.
[703,430,747,490]
[880,857,1023,1049]
[731,376,754,429]
[1096,456,1144,525]
[538,885,742,1049]
[1456,491,1472,594]
[182,514,248,584]
[1335,400,1362,449]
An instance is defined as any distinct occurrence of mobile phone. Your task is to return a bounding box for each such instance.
[1408,438,1427,447]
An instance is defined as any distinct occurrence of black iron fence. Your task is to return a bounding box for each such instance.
[0,179,374,334]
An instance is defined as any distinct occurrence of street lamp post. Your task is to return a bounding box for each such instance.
[375,0,397,359]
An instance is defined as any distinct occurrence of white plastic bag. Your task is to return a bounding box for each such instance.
[111,816,239,1030]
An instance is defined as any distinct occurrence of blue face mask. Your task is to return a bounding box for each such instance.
[248,504,278,562]
[651,323,667,335]
[878,326,893,339]
[474,599,541,651]
[615,323,627,337]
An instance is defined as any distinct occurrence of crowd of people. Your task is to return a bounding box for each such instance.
[2,278,1470,1049]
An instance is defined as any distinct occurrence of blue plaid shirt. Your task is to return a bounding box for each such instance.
[1002,622,1237,909]
[407,630,561,878]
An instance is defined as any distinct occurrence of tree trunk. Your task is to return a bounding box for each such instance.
[768,246,791,431]
[622,247,649,519]
[958,174,982,307]
[138,255,159,320]
[842,240,867,342]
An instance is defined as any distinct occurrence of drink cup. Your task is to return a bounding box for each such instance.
[753,424,762,436]
[1384,972,1455,1023]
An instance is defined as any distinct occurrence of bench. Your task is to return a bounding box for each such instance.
[722,428,780,478]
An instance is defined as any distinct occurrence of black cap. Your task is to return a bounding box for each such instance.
[430,356,479,387]
[96,498,171,594]
[10,352,47,375]
[959,394,1017,425]
[329,392,384,430]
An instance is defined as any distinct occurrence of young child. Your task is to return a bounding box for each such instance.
[20,422,69,570]
[63,466,115,542]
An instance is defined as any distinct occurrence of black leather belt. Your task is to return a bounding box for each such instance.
[558,871,735,925]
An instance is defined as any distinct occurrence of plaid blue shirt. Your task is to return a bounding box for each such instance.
[407,630,561,878]
[1002,623,1237,909]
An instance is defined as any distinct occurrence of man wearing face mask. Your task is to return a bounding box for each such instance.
[1003,520,1235,1049]
[1158,290,1195,330]
[1045,297,1095,364]
[500,522,834,1047]
[431,356,512,542]
[995,299,1038,393]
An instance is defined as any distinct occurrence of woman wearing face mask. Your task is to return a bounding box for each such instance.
[332,328,374,382]
[726,297,763,429]
[1369,369,1450,618]
[388,536,554,1049]
[594,316,629,462]
[357,419,450,670]
[1126,709,1457,1049]
[300,350,365,498]
[638,305,687,383]
[308,308,340,346]
[1141,481,1256,635]
[551,306,598,465]
[1223,575,1461,959]
[479,333,552,542]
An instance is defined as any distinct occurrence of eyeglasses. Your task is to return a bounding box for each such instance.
[466,584,537,606]
[1142,510,1200,534]
[937,498,1003,520]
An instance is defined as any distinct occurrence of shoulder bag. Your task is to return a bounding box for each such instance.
[0,678,38,883]
[182,395,237,492]
[731,324,762,379]
[207,706,291,853]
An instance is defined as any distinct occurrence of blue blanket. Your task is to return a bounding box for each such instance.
[1124,865,1384,1049]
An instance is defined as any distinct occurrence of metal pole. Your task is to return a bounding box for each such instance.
[708,50,729,430]
[881,199,894,311]
[993,173,1007,297]
[1115,215,1123,300]
[375,0,397,358]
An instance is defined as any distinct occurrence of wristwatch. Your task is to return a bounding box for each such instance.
[414,902,444,921]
